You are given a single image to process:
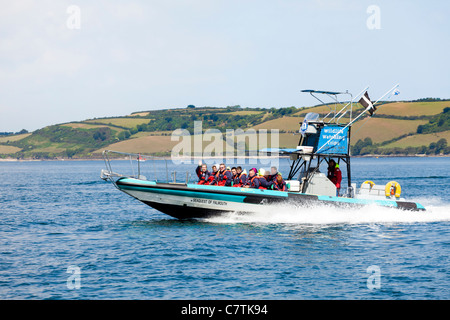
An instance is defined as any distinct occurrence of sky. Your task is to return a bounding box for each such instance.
[0,0,449,132]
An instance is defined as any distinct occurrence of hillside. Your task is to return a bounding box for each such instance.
[1,100,449,159]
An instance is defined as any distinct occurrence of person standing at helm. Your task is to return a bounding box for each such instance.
[327,159,342,196]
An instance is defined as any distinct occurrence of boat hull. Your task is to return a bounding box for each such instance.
[114,178,425,219]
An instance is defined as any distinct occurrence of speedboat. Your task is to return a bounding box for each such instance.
[101,85,425,219]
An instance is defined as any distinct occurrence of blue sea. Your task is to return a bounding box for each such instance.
[0,157,449,300]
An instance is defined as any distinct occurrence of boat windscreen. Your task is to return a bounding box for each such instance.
[304,112,320,122]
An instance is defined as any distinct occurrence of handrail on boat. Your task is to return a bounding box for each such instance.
[101,150,192,185]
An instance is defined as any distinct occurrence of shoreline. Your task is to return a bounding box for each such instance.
[1,154,449,162]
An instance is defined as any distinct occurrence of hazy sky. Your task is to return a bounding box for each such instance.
[1,0,449,132]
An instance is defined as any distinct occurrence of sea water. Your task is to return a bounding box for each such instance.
[0,157,449,299]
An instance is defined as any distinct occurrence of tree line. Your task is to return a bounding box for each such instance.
[351,137,449,156]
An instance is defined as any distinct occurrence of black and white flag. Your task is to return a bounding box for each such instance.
[359,91,376,116]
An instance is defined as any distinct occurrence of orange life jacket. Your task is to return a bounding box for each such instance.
[213,169,232,186]
[245,176,266,189]
[232,172,247,187]
[273,179,287,191]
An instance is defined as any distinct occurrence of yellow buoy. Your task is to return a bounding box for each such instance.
[361,180,375,190]
[385,181,401,198]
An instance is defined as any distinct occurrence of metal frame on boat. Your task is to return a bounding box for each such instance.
[101,85,425,219]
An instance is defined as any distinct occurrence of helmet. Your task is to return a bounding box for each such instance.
[258,168,265,176]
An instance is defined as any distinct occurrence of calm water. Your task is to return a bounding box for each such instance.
[0,157,449,300]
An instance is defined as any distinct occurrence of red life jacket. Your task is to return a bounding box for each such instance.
[328,168,342,189]
[334,168,342,189]
[208,171,218,183]
[198,172,210,185]
[195,166,211,185]
[214,169,231,186]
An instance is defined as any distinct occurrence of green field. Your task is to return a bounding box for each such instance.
[381,130,450,148]
[62,123,118,130]
[85,118,151,128]
[0,145,22,154]
[250,116,301,131]
[1,100,448,158]
[0,133,31,143]
[97,135,177,154]
[296,100,447,117]
[218,110,264,116]
[351,118,428,143]
[375,101,448,116]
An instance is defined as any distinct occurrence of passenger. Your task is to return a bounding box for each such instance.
[231,167,237,184]
[269,166,278,182]
[233,166,247,187]
[272,172,287,191]
[208,164,219,184]
[327,159,342,196]
[243,168,260,189]
[209,163,232,186]
[195,161,211,185]
[245,168,269,189]
[258,168,272,189]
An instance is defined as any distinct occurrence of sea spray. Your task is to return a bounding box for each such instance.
[205,200,450,225]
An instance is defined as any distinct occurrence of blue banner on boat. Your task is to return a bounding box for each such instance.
[316,126,349,155]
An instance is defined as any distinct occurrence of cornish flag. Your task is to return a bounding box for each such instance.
[359,91,376,116]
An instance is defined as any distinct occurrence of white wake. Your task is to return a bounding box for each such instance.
[205,197,450,225]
